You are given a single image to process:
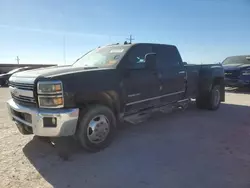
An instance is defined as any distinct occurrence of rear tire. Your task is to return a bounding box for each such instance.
[207,85,221,110]
[76,105,116,152]
[196,85,221,110]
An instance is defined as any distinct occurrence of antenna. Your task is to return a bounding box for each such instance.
[126,34,134,44]
[63,35,66,65]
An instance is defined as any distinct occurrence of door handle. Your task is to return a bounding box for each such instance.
[179,71,186,74]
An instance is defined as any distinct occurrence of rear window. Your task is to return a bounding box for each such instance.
[222,56,250,65]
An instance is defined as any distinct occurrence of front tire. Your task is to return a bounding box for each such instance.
[76,105,116,152]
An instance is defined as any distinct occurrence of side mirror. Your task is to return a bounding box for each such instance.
[183,62,188,65]
[145,53,156,70]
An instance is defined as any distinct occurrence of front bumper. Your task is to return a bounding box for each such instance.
[225,78,250,87]
[7,99,79,137]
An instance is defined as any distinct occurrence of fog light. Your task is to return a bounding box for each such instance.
[52,117,56,124]
[43,117,57,127]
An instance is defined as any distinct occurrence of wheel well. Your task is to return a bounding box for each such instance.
[79,91,120,117]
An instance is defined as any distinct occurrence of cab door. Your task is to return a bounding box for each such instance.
[153,44,186,104]
[122,44,162,113]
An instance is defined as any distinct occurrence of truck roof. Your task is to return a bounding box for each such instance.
[101,42,177,49]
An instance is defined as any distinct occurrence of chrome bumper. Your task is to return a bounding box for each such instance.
[7,99,79,137]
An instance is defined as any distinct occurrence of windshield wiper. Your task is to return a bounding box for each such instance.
[73,57,81,64]
[72,49,95,65]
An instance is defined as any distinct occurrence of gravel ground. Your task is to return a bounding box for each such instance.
[0,87,250,188]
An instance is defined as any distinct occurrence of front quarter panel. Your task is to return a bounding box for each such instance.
[50,69,122,109]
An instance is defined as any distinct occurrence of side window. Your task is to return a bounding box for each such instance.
[128,45,152,69]
[155,45,182,69]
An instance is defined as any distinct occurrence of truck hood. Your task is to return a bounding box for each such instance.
[222,64,250,70]
[0,73,7,77]
[0,73,12,79]
[9,65,112,84]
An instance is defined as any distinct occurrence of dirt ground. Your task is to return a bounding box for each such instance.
[0,87,250,188]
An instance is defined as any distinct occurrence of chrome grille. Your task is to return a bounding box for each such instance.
[9,82,36,107]
[11,93,36,104]
[9,81,34,90]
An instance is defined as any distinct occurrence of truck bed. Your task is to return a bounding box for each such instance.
[184,63,224,99]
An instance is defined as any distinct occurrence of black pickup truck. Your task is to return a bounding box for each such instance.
[7,43,225,152]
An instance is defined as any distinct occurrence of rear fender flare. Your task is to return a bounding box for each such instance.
[198,66,224,95]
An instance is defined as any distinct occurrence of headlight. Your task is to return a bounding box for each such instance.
[37,81,64,108]
[38,96,64,108]
[37,81,62,94]
[241,69,250,76]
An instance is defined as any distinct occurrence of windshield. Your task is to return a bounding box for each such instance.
[72,46,129,68]
[222,56,250,65]
[7,68,22,74]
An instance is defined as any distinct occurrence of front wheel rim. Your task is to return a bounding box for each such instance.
[87,115,110,144]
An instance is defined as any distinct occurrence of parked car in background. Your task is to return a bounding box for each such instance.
[0,67,33,86]
[222,55,250,88]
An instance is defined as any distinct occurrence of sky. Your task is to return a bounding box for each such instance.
[0,0,249,65]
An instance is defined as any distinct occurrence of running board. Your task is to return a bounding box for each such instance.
[123,98,190,125]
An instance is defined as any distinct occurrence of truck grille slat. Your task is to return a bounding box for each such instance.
[9,81,36,107]
[9,82,34,90]
[11,94,36,104]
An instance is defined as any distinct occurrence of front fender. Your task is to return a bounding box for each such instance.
[74,90,121,116]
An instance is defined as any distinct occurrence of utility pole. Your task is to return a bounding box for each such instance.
[63,35,66,65]
[16,56,20,64]
[126,34,134,44]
